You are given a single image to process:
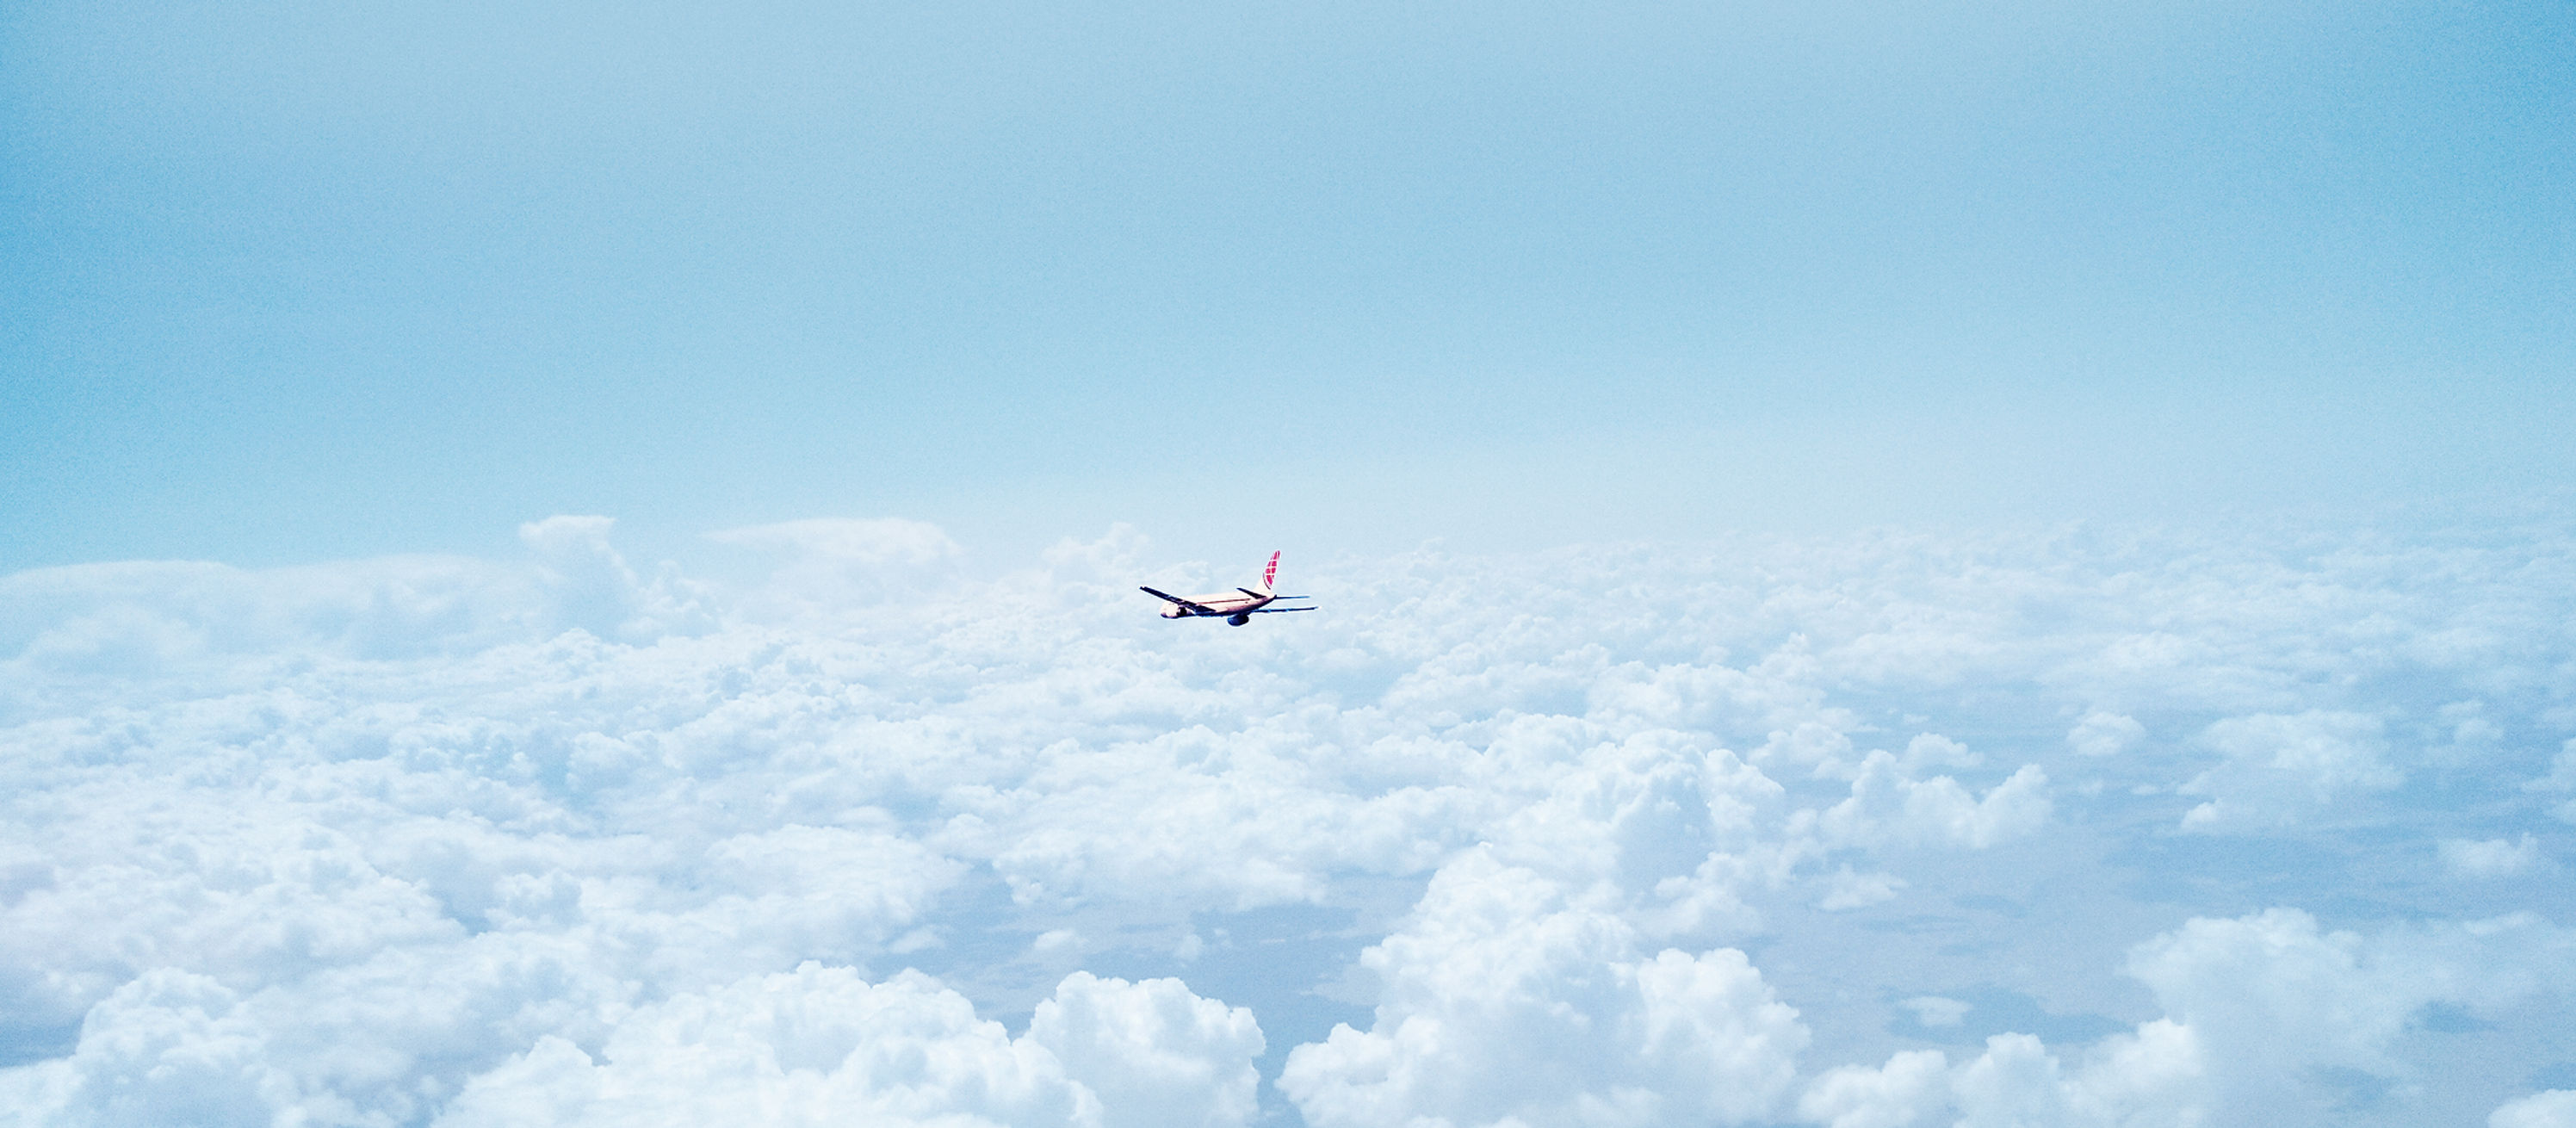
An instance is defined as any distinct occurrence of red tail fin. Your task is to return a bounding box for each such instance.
[1262,551,1279,592]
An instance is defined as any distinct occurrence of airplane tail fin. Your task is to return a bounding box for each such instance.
[1261,551,1279,594]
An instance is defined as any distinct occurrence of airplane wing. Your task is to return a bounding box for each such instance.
[1139,586,1223,616]
[1243,605,1317,614]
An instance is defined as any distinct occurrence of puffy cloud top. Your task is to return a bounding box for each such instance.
[3,514,2572,1125]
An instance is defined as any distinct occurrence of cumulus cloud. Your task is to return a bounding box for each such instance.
[1816,749,2051,851]
[4,513,2573,1125]
[2493,1089,2576,1128]
[2527,740,2576,824]
[2123,907,2576,1119]
[1898,995,1971,1027]
[425,966,1260,1128]
[2180,710,2399,829]
[1803,907,2576,1126]
[517,516,715,642]
[0,970,299,1125]
[1279,851,1807,1128]
[2066,711,2144,759]
[1025,971,1265,1128]
[1819,866,1907,911]
[1800,1046,1951,1128]
[0,518,710,704]
[1799,1021,2205,1128]
[2441,835,2544,877]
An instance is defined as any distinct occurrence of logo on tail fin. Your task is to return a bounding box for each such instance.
[1262,551,1279,592]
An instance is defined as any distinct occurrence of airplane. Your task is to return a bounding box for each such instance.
[1141,551,1316,625]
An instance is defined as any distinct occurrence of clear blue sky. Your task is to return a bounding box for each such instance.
[6,0,2570,569]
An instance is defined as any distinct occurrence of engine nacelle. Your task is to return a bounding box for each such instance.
[1227,613,1250,626]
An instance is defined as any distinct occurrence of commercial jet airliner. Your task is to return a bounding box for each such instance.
[1141,552,1316,625]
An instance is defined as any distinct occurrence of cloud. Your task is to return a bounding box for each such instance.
[2127,907,2576,1119]
[1025,972,1265,1128]
[430,964,1264,1128]
[0,970,297,1125]
[0,518,712,708]
[1819,867,1907,911]
[0,556,543,682]
[1799,1021,2205,1128]
[1279,850,1807,1128]
[1816,749,2051,851]
[1799,1047,1950,1128]
[6,513,2575,1125]
[2066,711,2144,759]
[2180,711,2398,829]
[2526,740,2576,824]
[1898,996,1971,1027]
[2440,835,2544,878]
[2492,1089,2576,1128]
[518,516,714,643]
[1801,907,2576,1126]
[2125,908,2573,1093]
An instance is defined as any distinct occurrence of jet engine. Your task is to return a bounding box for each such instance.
[1227,613,1250,626]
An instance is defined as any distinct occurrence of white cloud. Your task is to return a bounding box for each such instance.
[1801,1048,1951,1128]
[1799,1020,2207,1128]
[2126,908,2394,1090]
[0,970,299,1126]
[1801,907,2576,1126]
[1279,850,1807,1128]
[1817,751,2051,850]
[1898,996,1970,1027]
[2066,711,2145,759]
[6,515,2575,1125]
[2119,907,2576,1116]
[433,964,1078,1127]
[2181,711,2397,829]
[2492,1089,2576,1128]
[2440,835,2543,877]
[2528,741,2576,792]
[1899,734,1981,771]
[0,556,541,679]
[2527,740,2576,824]
[517,516,714,642]
[429,965,1261,1128]
[1820,866,1907,911]
[1025,972,1265,1128]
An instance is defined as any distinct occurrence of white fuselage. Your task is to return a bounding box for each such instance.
[1161,590,1274,618]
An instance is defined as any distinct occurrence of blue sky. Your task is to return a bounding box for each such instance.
[7,0,2571,569]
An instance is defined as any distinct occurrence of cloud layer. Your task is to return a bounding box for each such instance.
[3,513,2572,1125]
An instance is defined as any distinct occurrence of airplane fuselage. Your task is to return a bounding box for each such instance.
[1157,591,1276,619]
